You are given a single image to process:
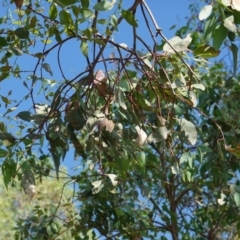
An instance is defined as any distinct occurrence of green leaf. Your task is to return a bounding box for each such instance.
[58,0,78,6]
[0,149,8,157]
[230,43,238,75]
[0,133,16,147]
[59,9,74,26]
[49,3,58,20]
[93,1,115,11]
[42,63,53,76]
[29,15,37,28]
[204,15,217,43]
[2,158,17,188]
[193,45,220,58]
[121,10,138,27]
[0,37,8,47]
[80,8,94,18]
[15,27,29,39]
[180,152,191,164]
[116,89,127,110]
[137,151,146,168]
[80,40,88,57]
[46,132,68,179]
[21,167,36,198]
[199,5,213,21]
[17,111,32,121]
[224,15,237,33]
[50,85,62,112]
[0,66,12,72]
[226,144,240,158]
[81,0,89,8]
[110,14,118,30]
[1,96,11,104]
[213,24,227,50]
[179,118,197,145]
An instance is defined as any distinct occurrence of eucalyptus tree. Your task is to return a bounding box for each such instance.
[0,0,240,239]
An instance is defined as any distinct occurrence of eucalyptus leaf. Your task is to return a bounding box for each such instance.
[179,118,197,145]
[199,5,213,21]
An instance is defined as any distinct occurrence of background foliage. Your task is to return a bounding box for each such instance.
[0,0,240,239]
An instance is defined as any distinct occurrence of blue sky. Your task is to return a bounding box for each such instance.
[0,0,198,173]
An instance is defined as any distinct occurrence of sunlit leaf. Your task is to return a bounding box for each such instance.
[163,34,192,53]
[107,174,118,186]
[179,118,197,145]
[199,5,213,21]
[224,15,237,32]
[221,0,231,6]
[234,192,240,206]
[171,164,181,175]
[93,0,116,11]
[135,126,147,146]
[226,144,240,158]
[232,0,240,11]
[218,192,226,205]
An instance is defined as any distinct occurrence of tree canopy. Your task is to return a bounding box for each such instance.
[0,0,240,239]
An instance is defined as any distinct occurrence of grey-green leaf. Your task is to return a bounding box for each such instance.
[179,118,197,145]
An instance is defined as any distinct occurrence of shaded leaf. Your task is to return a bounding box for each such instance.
[42,63,53,76]
[193,45,220,58]
[17,111,32,122]
[0,37,8,47]
[80,40,88,57]
[15,28,29,39]
[230,43,238,75]
[58,0,78,6]
[213,24,228,50]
